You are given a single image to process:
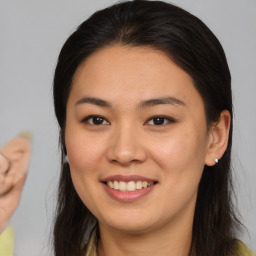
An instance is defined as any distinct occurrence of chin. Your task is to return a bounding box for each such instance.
[101,213,158,234]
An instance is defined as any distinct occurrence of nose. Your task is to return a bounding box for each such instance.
[106,124,147,166]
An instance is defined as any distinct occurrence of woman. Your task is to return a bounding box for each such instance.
[53,1,255,255]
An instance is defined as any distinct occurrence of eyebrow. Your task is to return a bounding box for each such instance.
[75,97,112,107]
[75,96,185,108]
[138,97,185,108]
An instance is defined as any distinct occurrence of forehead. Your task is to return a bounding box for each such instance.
[70,45,203,108]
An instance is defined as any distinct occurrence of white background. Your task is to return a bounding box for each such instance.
[0,0,255,255]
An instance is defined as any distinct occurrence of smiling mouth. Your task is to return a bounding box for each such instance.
[103,180,157,192]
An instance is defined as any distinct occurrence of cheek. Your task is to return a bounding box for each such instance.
[65,130,106,213]
[148,126,208,186]
[148,129,207,214]
[149,131,202,167]
[65,130,106,174]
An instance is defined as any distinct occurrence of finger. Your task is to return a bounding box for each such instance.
[1,132,32,179]
[0,173,26,211]
[0,177,25,226]
[1,132,31,162]
[0,173,15,196]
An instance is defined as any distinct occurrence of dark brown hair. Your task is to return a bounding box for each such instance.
[53,1,241,255]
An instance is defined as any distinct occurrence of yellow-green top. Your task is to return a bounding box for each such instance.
[0,226,14,256]
[0,226,254,256]
[235,241,256,256]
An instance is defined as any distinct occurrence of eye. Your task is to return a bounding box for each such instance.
[146,116,175,126]
[82,115,110,125]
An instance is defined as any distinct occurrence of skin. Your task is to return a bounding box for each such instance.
[0,134,31,234]
[65,45,230,256]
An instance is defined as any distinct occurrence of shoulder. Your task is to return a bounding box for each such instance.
[233,241,256,256]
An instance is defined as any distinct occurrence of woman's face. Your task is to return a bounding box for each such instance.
[65,45,212,233]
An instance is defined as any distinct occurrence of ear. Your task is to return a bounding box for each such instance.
[205,110,231,166]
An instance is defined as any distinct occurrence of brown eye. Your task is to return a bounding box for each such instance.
[146,116,175,126]
[152,117,165,125]
[82,115,110,125]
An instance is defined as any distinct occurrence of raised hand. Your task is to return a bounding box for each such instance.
[0,133,31,234]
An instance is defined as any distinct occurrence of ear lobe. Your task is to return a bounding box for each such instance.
[205,110,231,166]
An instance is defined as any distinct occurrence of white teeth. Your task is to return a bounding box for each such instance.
[106,180,155,191]
[136,181,143,189]
[127,181,136,191]
[119,181,126,191]
[142,181,148,188]
[107,181,114,188]
[113,181,119,190]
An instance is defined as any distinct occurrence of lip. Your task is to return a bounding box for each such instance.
[101,175,158,202]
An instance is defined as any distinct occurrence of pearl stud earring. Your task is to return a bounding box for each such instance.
[215,158,218,164]
[64,155,69,163]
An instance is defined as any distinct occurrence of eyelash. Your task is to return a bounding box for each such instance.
[81,115,110,125]
[145,116,176,126]
[81,115,176,126]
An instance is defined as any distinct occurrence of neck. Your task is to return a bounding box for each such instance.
[97,212,193,256]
